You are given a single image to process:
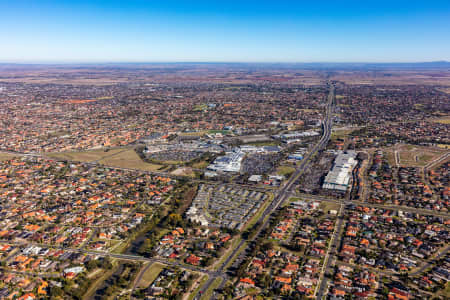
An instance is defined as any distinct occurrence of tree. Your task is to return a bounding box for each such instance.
[50,286,64,298]
[118,277,127,288]
[101,257,113,269]
[86,259,99,271]
[168,213,182,226]
[104,285,115,296]
[261,241,274,252]
[202,256,214,267]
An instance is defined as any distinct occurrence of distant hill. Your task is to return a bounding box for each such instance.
[0,61,449,71]
[270,61,450,70]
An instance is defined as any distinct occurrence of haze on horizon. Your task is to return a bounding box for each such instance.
[1,0,449,63]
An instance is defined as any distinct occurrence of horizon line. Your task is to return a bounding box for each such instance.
[0,60,449,65]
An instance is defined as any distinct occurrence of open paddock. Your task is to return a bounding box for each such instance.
[46,147,125,162]
[0,152,19,162]
[429,115,450,125]
[98,148,163,171]
[383,144,448,167]
[137,262,165,288]
[47,147,163,171]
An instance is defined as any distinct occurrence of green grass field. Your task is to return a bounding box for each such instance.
[188,275,209,300]
[213,236,242,270]
[243,192,273,232]
[200,277,222,300]
[224,241,248,270]
[193,104,208,111]
[276,166,295,177]
[137,262,165,288]
[443,282,450,298]
[319,201,340,213]
[331,127,356,138]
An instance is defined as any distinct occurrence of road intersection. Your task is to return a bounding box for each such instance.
[1,83,448,300]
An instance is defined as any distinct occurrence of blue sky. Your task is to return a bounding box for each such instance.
[1,0,449,62]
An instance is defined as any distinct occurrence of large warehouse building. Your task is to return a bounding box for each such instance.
[322,151,358,192]
[207,148,245,172]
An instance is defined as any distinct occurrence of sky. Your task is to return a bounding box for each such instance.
[1,0,449,63]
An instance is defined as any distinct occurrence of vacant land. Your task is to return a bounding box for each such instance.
[331,126,357,138]
[430,115,450,124]
[319,201,340,213]
[397,145,447,167]
[98,149,163,171]
[331,70,450,86]
[47,147,163,171]
[276,165,296,177]
[178,131,207,137]
[46,147,125,162]
[137,262,165,288]
[437,144,450,150]
[171,167,196,177]
[191,160,210,169]
[383,144,448,167]
[385,150,397,166]
[0,152,19,162]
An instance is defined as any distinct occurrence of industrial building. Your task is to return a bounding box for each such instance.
[207,148,245,172]
[322,151,358,192]
[240,145,281,153]
[289,148,306,160]
[273,130,319,143]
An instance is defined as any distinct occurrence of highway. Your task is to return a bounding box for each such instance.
[3,82,446,300]
[194,83,336,299]
[0,85,336,300]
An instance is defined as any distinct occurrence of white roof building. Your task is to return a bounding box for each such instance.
[323,151,358,192]
[207,148,244,172]
[64,266,84,275]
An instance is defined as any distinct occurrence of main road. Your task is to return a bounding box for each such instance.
[0,83,336,300]
[315,203,345,299]
[195,83,336,299]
